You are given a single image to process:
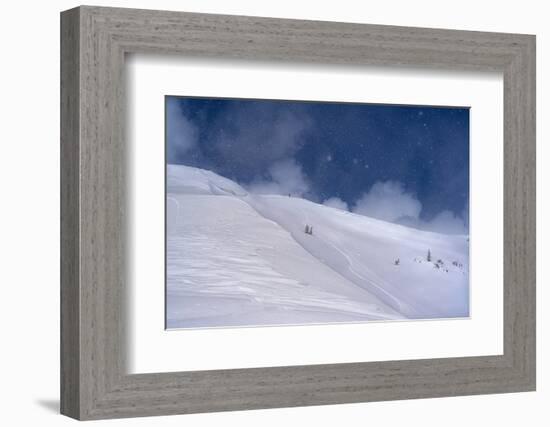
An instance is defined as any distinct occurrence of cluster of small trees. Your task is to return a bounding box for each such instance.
[396,250,453,273]
[431,254,450,272]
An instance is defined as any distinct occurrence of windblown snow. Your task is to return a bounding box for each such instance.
[167,165,469,329]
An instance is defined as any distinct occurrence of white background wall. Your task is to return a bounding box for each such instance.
[0,0,546,425]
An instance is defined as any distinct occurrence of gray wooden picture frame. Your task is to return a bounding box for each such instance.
[60,5,536,420]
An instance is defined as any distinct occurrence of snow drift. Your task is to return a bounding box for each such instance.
[166,164,469,329]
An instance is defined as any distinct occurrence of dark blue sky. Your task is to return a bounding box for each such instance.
[166,96,469,233]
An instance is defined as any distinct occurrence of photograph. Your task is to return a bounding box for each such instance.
[165,96,470,329]
[54,4,537,420]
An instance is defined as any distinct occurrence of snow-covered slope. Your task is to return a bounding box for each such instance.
[167,164,248,196]
[166,165,469,329]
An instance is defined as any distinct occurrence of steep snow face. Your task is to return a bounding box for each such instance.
[166,165,469,329]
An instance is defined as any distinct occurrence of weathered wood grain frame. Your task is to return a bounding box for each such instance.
[60,5,536,420]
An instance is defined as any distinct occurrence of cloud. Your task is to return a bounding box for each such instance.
[352,180,468,235]
[166,99,198,163]
[353,181,422,223]
[323,197,349,211]
[207,103,313,181]
[421,210,467,234]
[248,159,310,196]
[166,99,314,197]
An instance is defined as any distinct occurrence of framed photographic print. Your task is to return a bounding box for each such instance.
[61,6,536,420]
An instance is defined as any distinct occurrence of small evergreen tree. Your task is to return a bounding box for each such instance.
[427,249,432,262]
